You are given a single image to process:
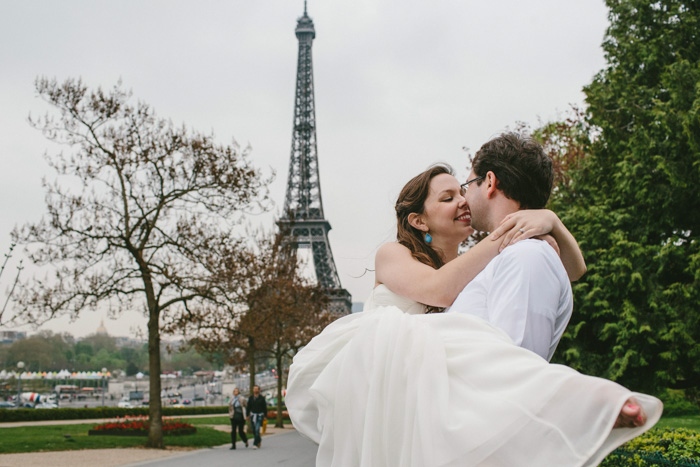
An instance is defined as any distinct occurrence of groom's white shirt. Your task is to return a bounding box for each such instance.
[447,239,573,361]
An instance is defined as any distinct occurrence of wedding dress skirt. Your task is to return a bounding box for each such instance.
[286,285,662,467]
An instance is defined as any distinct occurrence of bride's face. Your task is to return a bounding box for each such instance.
[421,174,474,244]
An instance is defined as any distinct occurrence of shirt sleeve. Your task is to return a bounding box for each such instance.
[487,241,566,361]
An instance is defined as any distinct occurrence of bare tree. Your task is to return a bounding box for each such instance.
[11,77,271,448]
[180,228,335,427]
[1,243,23,324]
[244,273,333,428]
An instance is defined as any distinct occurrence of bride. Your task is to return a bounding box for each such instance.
[286,162,662,466]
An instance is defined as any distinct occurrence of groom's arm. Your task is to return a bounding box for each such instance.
[487,240,573,361]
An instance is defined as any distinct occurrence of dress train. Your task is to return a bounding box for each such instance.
[287,285,662,466]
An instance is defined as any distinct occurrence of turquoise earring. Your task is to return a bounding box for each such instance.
[424,232,432,244]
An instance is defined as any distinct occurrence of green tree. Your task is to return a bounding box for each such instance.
[12,77,271,448]
[548,0,700,394]
[120,346,148,375]
[92,348,125,373]
[163,347,214,374]
[125,361,139,376]
[4,331,72,371]
[81,334,118,354]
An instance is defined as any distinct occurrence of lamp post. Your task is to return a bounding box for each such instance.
[16,361,24,407]
[101,368,107,407]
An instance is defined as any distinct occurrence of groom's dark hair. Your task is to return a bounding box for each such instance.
[471,132,553,209]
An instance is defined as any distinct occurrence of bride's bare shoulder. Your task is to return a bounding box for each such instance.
[376,242,411,257]
[375,243,414,279]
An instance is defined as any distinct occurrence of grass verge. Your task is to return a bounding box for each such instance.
[0,415,294,454]
[654,414,700,431]
[0,422,230,454]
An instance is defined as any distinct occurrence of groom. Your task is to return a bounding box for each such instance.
[448,132,649,427]
[447,132,573,361]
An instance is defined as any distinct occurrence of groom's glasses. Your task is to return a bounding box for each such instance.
[461,176,484,192]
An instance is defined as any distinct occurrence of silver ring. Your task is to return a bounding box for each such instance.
[518,228,525,233]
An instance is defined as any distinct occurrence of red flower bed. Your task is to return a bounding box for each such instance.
[89,416,196,436]
[267,410,290,419]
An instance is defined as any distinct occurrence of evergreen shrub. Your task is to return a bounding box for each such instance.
[602,428,700,466]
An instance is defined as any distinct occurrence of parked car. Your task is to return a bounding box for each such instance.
[117,401,133,408]
[182,399,191,405]
[0,401,15,409]
[35,402,58,409]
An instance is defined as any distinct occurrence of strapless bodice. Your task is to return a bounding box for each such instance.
[363,284,427,315]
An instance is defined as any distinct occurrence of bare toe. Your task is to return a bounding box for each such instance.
[614,398,646,428]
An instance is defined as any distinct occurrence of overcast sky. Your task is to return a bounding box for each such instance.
[0,0,609,339]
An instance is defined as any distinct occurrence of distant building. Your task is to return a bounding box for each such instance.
[114,336,144,348]
[96,319,108,336]
[0,330,27,345]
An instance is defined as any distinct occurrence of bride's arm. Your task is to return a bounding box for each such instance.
[490,210,587,281]
[376,209,586,307]
[375,237,501,308]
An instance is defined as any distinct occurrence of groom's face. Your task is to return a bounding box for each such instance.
[463,170,489,232]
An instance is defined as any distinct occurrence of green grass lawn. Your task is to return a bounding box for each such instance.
[0,420,230,454]
[654,414,700,431]
[0,414,296,454]
[0,415,696,455]
[184,415,229,426]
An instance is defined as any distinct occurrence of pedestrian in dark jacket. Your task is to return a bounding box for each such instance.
[247,385,267,449]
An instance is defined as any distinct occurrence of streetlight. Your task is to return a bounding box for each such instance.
[101,368,107,407]
[16,361,24,407]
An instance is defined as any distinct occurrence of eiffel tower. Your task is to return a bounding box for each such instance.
[277,2,352,314]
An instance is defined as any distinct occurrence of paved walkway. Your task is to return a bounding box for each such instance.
[0,418,318,466]
[129,430,317,467]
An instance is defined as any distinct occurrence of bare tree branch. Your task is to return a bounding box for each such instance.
[12,77,272,448]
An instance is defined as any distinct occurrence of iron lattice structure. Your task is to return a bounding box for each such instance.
[277,4,352,314]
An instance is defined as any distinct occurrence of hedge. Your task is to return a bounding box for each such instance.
[602,428,700,466]
[0,405,227,423]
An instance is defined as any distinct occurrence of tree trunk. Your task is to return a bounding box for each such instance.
[248,337,256,393]
[146,307,164,448]
[275,351,284,428]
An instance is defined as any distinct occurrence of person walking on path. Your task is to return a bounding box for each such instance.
[228,387,248,449]
[247,385,268,449]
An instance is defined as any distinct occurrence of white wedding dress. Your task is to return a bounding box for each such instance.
[286,285,663,467]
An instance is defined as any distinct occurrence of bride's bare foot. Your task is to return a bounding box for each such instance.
[614,398,646,428]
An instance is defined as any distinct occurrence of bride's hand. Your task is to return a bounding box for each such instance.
[489,210,559,252]
[491,209,586,281]
[534,234,560,256]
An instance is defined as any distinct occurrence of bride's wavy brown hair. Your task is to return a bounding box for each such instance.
[395,163,454,271]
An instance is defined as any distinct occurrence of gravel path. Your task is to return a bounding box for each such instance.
[0,447,187,467]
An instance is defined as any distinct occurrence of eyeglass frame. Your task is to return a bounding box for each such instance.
[460,176,484,191]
